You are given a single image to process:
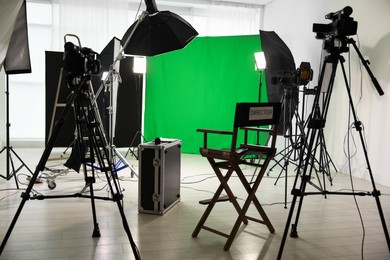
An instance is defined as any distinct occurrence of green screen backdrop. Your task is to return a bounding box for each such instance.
[144,35,267,154]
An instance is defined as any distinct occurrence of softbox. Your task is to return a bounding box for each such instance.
[260,30,296,135]
[1,0,31,74]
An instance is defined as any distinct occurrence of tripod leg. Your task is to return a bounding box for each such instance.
[278,120,321,259]
[277,154,314,259]
[277,185,300,260]
[81,88,140,260]
[88,179,101,237]
[338,56,390,251]
[73,96,102,238]
[0,92,77,255]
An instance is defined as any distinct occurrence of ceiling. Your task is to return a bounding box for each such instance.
[129,0,274,7]
[31,0,274,7]
[216,0,273,5]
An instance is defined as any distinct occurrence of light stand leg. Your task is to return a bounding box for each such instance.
[267,144,292,175]
[0,74,33,187]
[125,131,146,159]
[271,87,305,208]
[113,146,137,177]
[317,128,337,184]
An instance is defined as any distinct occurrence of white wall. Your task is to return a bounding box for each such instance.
[0,69,4,148]
[264,0,390,186]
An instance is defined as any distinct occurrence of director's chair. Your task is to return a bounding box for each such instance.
[192,102,281,250]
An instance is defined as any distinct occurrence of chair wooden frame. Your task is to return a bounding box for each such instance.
[192,102,281,250]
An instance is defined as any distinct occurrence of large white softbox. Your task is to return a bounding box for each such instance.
[0,0,31,74]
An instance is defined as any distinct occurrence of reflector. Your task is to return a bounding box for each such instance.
[1,0,31,74]
[260,30,296,135]
[121,0,198,56]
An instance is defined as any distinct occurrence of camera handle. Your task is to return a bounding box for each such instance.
[347,38,384,96]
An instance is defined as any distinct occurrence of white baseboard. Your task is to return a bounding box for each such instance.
[5,139,46,148]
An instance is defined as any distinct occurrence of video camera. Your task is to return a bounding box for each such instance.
[63,42,101,75]
[313,6,357,40]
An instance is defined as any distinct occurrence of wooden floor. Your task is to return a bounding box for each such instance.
[0,148,389,260]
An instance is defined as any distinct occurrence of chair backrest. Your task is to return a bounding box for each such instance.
[234,102,281,128]
[229,102,281,153]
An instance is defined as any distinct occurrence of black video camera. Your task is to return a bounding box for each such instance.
[313,6,358,39]
[63,42,101,75]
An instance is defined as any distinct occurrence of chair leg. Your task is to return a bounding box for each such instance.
[192,180,225,238]
[252,197,275,233]
[211,164,248,226]
[224,198,252,250]
[234,160,275,233]
[193,157,274,251]
[251,159,275,232]
[192,160,248,239]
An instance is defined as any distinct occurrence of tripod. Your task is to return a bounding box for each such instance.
[0,74,33,188]
[0,74,140,259]
[277,37,390,259]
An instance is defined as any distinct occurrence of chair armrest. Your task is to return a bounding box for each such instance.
[197,128,233,148]
[197,128,233,135]
[240,126,272,133]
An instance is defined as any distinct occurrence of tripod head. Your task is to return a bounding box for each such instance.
[66,73,92,92]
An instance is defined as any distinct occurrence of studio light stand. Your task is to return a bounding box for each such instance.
[254,51,266,145]
[98,63,138,177]
[307,93,338,188]
[0,0,34,187]
[271,84,305,208]
[125,57,147,160]
[268,84,309,178]
[277,7,389,259]
[0,71,34,188]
